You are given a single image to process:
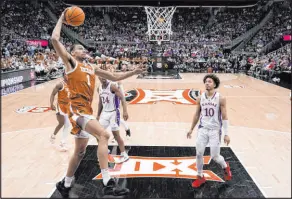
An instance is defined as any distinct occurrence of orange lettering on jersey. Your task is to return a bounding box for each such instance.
[81,66,94,75]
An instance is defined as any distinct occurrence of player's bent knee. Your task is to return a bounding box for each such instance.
[99,130,110,141]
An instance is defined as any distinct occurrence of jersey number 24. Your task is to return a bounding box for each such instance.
[101,96,110,103]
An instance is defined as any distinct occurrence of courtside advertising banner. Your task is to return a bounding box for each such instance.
[26,40,49,47]
[1,68,35,88]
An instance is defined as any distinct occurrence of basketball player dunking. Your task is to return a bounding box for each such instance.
[50,75,70,151]
[97,77,130,163]
[51,10,145,197]
[187,74,232,188]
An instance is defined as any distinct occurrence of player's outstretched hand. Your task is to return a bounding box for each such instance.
[186,130,192,139]
[51,104,56,111]
[224,135,230,146]
[61,8,69,25]
[133,64,147,75]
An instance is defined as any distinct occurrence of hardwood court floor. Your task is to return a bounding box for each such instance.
[1,73,291,197]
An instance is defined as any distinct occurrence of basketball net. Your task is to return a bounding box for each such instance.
[144,6,176,44]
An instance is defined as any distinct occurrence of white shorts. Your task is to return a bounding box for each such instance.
[99,110,120,132]
[75,130,91,139]
[72,114,95,139]
[196,128,222,147]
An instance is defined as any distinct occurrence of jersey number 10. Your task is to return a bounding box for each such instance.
[204,108,215,117]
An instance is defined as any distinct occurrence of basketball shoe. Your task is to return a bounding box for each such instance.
[224,162,232,181]
[126,129,131,137]
[56,178,72,198]
[50,134,56,144]
[102,178,130,196]
[192,175,206,188]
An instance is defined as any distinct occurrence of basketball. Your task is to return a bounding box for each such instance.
[64,6,85,27]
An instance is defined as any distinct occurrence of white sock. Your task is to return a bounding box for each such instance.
[101,168,111,186]
[121,151,128,157]
[120,119,129,131]
[64,176,74,188]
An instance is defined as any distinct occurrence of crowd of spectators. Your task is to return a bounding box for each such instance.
[1,0,291,86]
[48,0,271,44]
[244,1,291,53]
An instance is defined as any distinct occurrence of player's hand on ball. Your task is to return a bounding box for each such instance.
[187,130,192,139]
[123,111,129,121]
[224,135,230,146]
[61,9,69,25]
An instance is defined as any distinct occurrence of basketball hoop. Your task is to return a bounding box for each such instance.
[144,6,176,42]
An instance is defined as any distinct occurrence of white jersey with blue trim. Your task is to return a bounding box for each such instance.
[99,81,120,112]
[199,91,222,130]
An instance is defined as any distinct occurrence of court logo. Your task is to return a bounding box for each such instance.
[16,106,51,113]
[125,89,201,104]
[93,156,224,182]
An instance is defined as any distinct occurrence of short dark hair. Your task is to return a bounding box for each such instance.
[203,74,220,89]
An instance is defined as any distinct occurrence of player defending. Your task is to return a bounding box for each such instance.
[51,10,145,197]
[50,75,70,151]
[97,77,129,162]
[99,56,131,137]
[186,74,232,188]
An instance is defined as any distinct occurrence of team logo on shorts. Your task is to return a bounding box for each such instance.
[125,89,201,104]
[16,106,51,113]
[93,155,224,182]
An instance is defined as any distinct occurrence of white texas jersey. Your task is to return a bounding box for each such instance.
[99,81,120,112]
[199,91,222,130]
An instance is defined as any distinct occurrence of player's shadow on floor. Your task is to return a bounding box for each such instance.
[192,181,231,198]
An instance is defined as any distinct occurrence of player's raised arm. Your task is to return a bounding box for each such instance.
[51,10,73,71]
[94,64,146,81]
[220,96,230,145]
[187,97,201,139]
[50,83,63,111]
